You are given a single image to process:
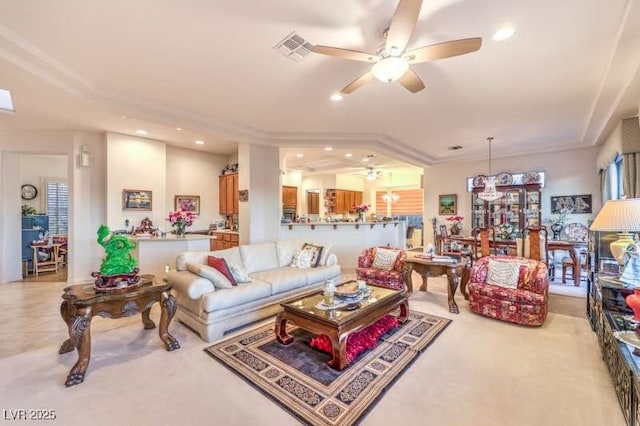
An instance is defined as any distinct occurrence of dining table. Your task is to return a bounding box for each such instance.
[448,235,588,285]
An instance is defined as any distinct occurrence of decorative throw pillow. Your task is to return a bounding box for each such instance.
[186,262,233,289]
[487,259,521,288]
[302,243,323,267]
[290,248,313,269]
[207,256,237,286]
[228,262,251,283]
[372,248,400,271]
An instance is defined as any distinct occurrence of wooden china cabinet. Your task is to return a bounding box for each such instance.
[467,171,545,230]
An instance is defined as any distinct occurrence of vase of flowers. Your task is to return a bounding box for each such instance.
[353,204,370,222]
[446,215,464,235]
[496,223,517,240]
[167,209,196,238]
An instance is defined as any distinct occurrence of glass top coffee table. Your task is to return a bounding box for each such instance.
[274,280,408,370]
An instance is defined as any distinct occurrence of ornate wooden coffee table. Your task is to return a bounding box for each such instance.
[405,255,470,314]
[58,276,180,387]
[275,282,408,370]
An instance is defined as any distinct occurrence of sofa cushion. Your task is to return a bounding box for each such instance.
[187,262,233,289]
[275,239,306,268]
[302,243,323,267]
[487,259,520,289]
[305,264,341,285]
[372,247,401,271]
[207,256,237,286]
[469,281,546,305]
[318,244,333,266]
[175,247,242,271]
[166,270,215,300]
[290,248,314,269]
[240,242,279,273]
[252,267,308,295]
[228,262,251,283]
[211,247,244,269]
[201,280,272,312]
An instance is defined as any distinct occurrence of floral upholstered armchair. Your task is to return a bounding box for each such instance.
[468,256,549,326]
[356,246,409,291]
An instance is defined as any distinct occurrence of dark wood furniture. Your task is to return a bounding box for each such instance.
[591,274,640,426]
[219,173,238,215]
[470,183,542,229]
[472,226,497,258]
[324,189,363,214]
[275,282,408,370]
[405,255,470,314]
[58,276,180,387]
[450,235,587,283]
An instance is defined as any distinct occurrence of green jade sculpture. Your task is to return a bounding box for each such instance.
[93,225,140,290]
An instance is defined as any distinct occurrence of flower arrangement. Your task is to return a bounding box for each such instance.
[352,204,370,214]
[167,209,196,236]
[446,215,464,234]
[496,223,517,240]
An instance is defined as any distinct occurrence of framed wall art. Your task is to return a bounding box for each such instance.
[175,195,200,215]
[438,194,457,215]
[238,189,249,202]
[122,189,152,211]
[551,194,592,214]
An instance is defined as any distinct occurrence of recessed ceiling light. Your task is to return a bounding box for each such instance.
[194,140,205,145]
[324,147,333,151]
[345,153,353,158]
[176,127,183,131]
[135,129,148,135]
[493,27,515,41]
[0,88,15,112]
[330,94,343,101]
[296,153,304,158]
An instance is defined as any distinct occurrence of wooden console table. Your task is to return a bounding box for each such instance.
[405,255,470,314]
[58,276,180,387]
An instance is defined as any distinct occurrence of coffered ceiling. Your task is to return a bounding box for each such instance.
[0,0,639,169]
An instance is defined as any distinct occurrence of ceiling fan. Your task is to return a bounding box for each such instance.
[312,0,482,94]
[353,167,385,181]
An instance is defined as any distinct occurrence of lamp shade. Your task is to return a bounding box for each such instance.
[590,198,640,266]
[589,199,640,231]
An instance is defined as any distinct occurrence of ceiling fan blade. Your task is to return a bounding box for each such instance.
[340,71,374,94]
[385,0,423,53]
[312,45,377,62]
[397,68,425,93]
[405,37,482,63]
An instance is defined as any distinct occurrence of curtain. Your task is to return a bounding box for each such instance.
[623,153,640,198]
[600,167,609,205]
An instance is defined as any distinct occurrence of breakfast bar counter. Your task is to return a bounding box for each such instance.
[130,235,213,279]
[280,221,407,269]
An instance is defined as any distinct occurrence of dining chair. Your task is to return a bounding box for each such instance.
[472,227,497,260]
[519,226,552,279]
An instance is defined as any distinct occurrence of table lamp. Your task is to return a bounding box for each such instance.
[589,198,640,287]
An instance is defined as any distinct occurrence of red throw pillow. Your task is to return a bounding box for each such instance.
[207,256,237,286]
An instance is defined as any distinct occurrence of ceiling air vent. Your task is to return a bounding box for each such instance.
[447,145,463,151]
[274,31,314,62]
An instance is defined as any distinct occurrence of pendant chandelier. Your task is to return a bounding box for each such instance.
[382,173,400,204]
[478,136,504,201]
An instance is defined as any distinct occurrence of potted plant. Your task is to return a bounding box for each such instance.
[446,215,464,235]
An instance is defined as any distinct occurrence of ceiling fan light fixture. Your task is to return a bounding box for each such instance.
[366,170,377,181]
[371,57,409,82]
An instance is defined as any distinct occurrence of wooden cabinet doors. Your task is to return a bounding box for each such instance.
[282,186,297,208]
[219,173,238,215]
[307,191,319,214]
[219,176,228,215]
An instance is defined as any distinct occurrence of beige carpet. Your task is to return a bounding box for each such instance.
[0,274,625,426]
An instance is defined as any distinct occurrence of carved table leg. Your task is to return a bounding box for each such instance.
[59,301,75,354]
[65,306,92,387]
[275,312,293,345]
[446,268,460,314]
[327,332,349,370]
[159,291,180,351]
[397,299,409,324]
[460,264,470,300]
[141,307,156,330]
[419,272,429,292]
[569,248,581,286]
[406,264,414,295]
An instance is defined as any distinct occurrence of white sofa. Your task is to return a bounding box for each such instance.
[167,240,340,342]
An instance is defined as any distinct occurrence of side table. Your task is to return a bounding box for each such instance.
[405,256,470,314]
[58,276,180,387]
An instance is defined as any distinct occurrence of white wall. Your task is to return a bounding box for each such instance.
[20,155,67,214]
[106,133,167,230]
[165,146,228,230]
[423,146,600,246]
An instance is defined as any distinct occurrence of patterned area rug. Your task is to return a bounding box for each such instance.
[204,310,450,426]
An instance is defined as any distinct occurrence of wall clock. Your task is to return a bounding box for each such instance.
[21,184,38,200]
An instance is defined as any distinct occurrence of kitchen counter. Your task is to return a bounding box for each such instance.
[280,221,407,268]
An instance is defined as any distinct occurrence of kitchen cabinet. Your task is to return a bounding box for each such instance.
[210,232,239,251]
[324,189,364,214]
[307,191,319,214]
[282,186,298,208]
[219,173,238,215]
